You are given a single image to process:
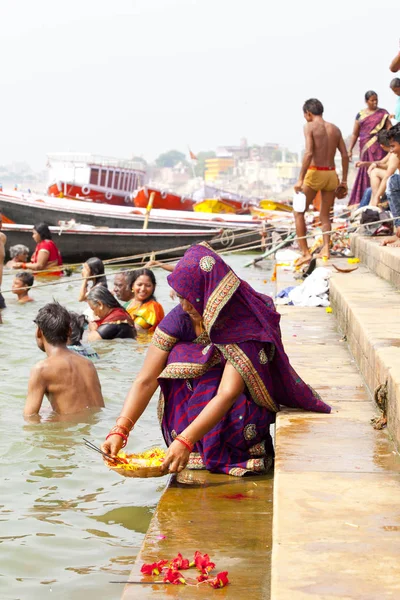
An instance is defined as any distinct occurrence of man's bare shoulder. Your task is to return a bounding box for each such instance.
[29,359,48,378]
[389,153,400,165]
[324,120,341,135]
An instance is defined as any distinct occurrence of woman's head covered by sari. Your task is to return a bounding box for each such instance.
[167,243,280,345]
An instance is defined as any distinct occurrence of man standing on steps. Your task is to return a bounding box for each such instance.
[293,98,349,266]
[0,213,7,324]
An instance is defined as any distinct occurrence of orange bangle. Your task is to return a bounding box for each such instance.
[117,415,135,429]
[21,263,27,269]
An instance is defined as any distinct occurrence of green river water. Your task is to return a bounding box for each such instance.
[0,253,273,600]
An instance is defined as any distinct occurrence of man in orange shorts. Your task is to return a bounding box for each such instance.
[294,98,349,266]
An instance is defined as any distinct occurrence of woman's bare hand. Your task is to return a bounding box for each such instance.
[101,433,124,458]
[160,439,190,473]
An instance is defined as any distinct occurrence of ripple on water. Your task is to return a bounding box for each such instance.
[0,256,273,598]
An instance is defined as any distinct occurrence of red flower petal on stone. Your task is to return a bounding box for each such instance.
[170,552,191,570]
[163,568,186,585]
[208,571,229,589]
[197,573,210,582]
[193,551,216,574]
[140,559,168,576]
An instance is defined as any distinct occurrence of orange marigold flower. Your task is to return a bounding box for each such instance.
[208,571,229,589]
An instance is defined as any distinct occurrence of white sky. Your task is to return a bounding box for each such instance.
[0,0,399,169]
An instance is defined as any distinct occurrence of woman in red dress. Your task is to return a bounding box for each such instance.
[13,222,63,275]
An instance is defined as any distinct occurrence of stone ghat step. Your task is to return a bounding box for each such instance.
[351,233,400,288]
[121,471,273,599]
[271,306,400,600]
[330,264,400,450]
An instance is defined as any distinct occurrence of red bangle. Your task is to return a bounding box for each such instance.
[176,435,194,453]
[106,431,128,448]
[21,263,27,269]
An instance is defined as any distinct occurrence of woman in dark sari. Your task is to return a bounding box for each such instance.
[102,243,330,476]
[348,90,391,205]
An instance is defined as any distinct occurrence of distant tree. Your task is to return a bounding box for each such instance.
[155,150,186,168]
[194,151,216,177]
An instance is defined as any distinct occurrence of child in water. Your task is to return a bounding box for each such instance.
[24,302,104,417]
[67,312,99,361]
[12,272,35,304]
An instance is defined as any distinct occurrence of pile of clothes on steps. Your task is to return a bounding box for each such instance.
[276,264,331,308]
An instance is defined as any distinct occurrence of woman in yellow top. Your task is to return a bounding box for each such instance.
[126,268,164,333]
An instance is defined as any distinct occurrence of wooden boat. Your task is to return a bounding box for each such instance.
[134,187,195,211]
[2,223,223,262]
[0,191,263,231]
[47,153,146,207]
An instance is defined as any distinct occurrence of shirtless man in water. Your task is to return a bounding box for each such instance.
[0,213,7,324]
[24,302,104,417]
[294,98,349,266]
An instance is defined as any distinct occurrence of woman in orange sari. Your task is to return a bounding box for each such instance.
[125,268,164,333]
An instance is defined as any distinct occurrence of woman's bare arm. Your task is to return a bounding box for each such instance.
[102,344,169,455]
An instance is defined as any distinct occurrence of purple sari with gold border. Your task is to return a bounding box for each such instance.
[152,243,330,477]
[349,108,389,206]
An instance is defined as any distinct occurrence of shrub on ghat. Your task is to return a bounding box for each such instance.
[140,551,229,588]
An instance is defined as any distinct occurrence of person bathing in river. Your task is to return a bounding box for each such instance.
[67,311,99,360]
[125,268,164,333]
[12,272,34,304]
[294,98,349,266]
[78,257,107,303]
[13,223,63,275]
[24,302,104,418]
[102,243,330,476]
[113,271,134,306]
[6,244,29,269]
[87,286,136,341]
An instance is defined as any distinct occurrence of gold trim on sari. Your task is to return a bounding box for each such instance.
[152,327,178,352]
[360,112,389,155]
[203,270,240,333]
[159,349,221,379]
[216,343,279,412]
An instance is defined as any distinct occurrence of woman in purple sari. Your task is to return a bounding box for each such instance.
[102,243,330,477]
[348,90,391,205]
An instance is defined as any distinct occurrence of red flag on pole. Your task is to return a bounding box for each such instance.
[189,149,197,161]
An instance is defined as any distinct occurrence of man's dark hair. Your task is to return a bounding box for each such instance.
[303,98,324,116]
[69,311,86,345]
[34,222,52,240]
[388,126,400,144]
[34,302,71,345]
[390,78,400,89]
[377,130,391,146]
[364,90,377,102]
[15,271,34,288]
